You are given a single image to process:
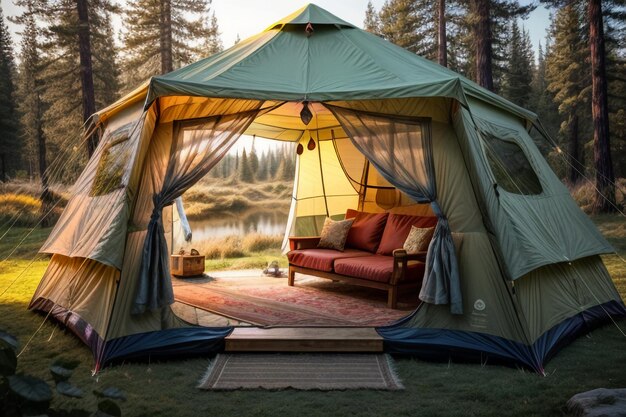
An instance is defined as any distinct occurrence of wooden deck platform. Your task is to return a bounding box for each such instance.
[225,327,384,352]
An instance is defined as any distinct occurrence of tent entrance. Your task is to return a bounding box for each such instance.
[164,101,434,328]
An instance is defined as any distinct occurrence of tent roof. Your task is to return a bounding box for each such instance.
[143,4,536,123]
[265,3,355,29]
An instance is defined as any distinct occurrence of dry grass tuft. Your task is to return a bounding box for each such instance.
[182,233,282,261]
[242,233,283,252]
[0,193,42,227]
[181,177,291,220]
[569,178,625,213]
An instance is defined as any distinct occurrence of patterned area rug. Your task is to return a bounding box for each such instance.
[198,353,404,390]
[172,271,417,326]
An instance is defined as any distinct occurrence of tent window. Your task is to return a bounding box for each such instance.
[90,124,133,197]
[482,134,542,195]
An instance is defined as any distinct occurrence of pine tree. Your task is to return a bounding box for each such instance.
[275,149,295,181]
[256,151,269,181]
[76,0,96,156]
[0,6,19,182]
[203,12,223,56]
[541,0,623,212]
[363,1,380,34]
[18,0,120,181]
[452,0,534,91]
[530,39,560,150]
[249,141,259,176]
[588,0,615,212]
[14,5,52,224]
[91,6,120,110]
[437,0,447,66]
[502,21,534,108]
[239,149,254,183]
[606,18,626,178]
[269,150,279,179]
[121,0,221,88]
[378,0,433,57]
[545,4,589,185]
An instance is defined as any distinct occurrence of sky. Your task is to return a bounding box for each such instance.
[1,0,551,56]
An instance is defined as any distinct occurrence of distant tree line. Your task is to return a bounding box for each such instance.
[365,0,625,213]
[211,143,296,183]
[0,0,622,214]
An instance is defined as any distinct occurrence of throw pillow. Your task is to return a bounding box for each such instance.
[317,217,355,251]
[403,226,435,254]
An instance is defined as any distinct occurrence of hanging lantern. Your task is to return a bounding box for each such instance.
[300,101,313,125]
[296,143,304,155]
[307,137,316,151]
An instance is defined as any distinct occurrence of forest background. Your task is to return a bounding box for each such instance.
[0,0,624,222]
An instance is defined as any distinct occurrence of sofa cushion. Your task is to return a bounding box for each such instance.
[334,255,426,284]
[377,214,438,256]
[287,248,371,272]
[344,209,389,253]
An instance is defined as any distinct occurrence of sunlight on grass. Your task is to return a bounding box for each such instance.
[0,216,625,416]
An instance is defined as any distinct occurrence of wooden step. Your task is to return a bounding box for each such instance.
[225,327,383,352]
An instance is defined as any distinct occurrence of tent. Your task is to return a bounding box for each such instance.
[30,4,625,373]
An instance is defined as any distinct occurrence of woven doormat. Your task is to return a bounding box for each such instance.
[198,353,404,391]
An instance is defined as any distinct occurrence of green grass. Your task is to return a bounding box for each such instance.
[204,252,288,272]
[1,218,626,416]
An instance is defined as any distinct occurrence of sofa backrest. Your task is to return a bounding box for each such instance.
[343,209,438,256]
[376,213,438,256]
[344,209,389,253]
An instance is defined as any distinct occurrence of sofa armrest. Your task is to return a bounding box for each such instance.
[391,249,427,285]
[288,236,321,251]
[392,249,427,262]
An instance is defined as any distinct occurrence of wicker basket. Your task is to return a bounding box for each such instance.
[170,254,205,277]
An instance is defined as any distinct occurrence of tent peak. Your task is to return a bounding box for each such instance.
[265,4,356,31]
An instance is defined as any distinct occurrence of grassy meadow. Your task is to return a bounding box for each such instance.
[182,177,292,220]
[0,178,625,416]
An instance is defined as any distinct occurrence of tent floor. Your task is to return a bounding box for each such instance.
[170,269,409,352]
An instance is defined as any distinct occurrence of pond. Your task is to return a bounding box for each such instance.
[173,209,289,242]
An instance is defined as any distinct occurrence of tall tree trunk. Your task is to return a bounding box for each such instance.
[567,113,581,185]
[76,0,97,158]
[37,97,52,228]
[474,0,494,91]
[588,0,615,213]
[160,0,173,73]
[438,0,447,67]
[0,153,6,182]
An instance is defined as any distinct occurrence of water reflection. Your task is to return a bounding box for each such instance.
[174,210,288,242]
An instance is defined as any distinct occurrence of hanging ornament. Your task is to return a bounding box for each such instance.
[307,137,316,151]
[296,143,304,155]
[305,22,314,37]
[300,101,313,125]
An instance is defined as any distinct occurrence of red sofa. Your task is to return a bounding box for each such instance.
[287,210,438,309]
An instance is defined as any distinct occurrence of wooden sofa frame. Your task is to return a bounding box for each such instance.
[288,236,427,309]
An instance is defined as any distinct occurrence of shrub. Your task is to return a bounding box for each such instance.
[221,235,246,258]
[569,178,625,213]
[228,196,250,212]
